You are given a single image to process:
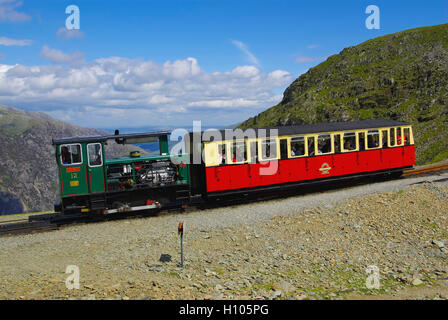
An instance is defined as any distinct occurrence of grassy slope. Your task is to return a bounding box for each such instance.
[239,24,448,165]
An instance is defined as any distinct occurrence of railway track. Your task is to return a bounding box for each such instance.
[0,221,59,236]
[403,162,448,177]
[1,162,447,237]
[0,214,88,237]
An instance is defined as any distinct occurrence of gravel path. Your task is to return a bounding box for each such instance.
[175,171,448,230]
[0,172,447,300]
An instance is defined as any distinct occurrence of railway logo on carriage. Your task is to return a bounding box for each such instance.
[319,163,332,175]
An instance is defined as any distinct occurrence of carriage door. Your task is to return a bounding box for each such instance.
[87,143,105,193]
[279,139,289,178]
[280,139,288,160]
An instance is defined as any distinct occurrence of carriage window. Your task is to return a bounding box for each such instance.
[260,139,277,160]
[343,133,357,151]
[290,136,305,157]
[367,130,380,149]
[218,143,226,165]
[249,141,258,163]
[403,128,411,145]
[307,136,315,156]
[60,144,82,165]
[390,128,396,146]
[230,141,247,163]
[381,130,388,148]
[334,134,341,153]
[87,143,103,167]
[317,135,332,154]
[396,127,403,145]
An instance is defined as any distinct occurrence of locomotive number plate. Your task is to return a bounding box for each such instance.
[70,181,80,187]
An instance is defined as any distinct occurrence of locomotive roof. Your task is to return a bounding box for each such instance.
[189,119,410,141]
[52,131,171,145]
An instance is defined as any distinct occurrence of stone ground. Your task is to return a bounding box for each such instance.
[0,173,447,300]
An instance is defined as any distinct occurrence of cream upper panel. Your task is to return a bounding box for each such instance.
[203,126,414,167]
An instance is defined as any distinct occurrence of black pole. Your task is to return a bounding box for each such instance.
[180,233,183,268]
[178,221,184,268]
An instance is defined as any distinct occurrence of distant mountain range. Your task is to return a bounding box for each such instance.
[0,105,144,215]
[239,24,448,165]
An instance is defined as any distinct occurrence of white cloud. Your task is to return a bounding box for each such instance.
[162,57,201,78]
[231,40,259,66]
[230,65,260,78]
[188,98,259,108]
[307,44,320,49]
[0,36,32,46]
[40,45,86,67]
[0,0,31,22]
[0,51,292,127]
[267,70,292,85]
[56,27,85,40]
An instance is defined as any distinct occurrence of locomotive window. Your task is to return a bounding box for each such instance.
[260,139,277,160]
[342,133,357,151]
[290,136,305,157]
[307,136,316,156]
[218,143,227,165]
[60,144,82,165]
[381,130,388,148]
[367,130,380,149]
[403,128,411,145]
[230,141,247,163]
[333,134,341,153]
[317,135,332,154]
[87,143,103,167]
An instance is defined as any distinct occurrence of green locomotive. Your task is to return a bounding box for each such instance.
[52,131,191,215]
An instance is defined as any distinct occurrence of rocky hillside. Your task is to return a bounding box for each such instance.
[0,105,145,215]
[239,24,448,165]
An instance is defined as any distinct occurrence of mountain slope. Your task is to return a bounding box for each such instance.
[239,24,448,165]
[0,105,144,215]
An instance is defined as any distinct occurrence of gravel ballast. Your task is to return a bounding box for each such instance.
[0,173,447,300]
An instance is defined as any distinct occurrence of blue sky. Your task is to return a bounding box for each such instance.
[0,0,447,128]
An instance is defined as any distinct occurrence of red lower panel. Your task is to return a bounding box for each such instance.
[205,146,415,193]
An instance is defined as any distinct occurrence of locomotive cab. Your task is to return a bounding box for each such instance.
[56,142,105,197]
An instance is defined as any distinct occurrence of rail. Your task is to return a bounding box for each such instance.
[403,162,448,177]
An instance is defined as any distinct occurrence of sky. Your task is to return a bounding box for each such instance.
[0,0,447,129]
